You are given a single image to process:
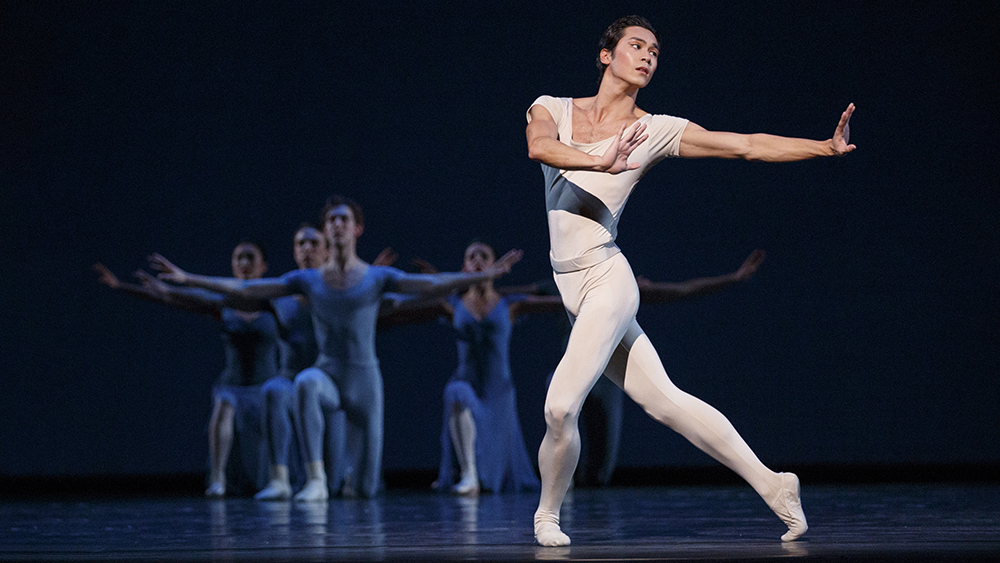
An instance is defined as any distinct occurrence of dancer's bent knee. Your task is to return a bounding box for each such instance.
[294,369,340,410]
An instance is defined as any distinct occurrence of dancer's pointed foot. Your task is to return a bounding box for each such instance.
[451,476,480,497]
[769,472,808,541]
[205,481,225,498]
[293,478,329,502]
[254,479,292,501]
[534,510,570,546]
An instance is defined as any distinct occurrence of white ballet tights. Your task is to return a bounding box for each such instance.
[535,253,804,546]
[449,407,480,495]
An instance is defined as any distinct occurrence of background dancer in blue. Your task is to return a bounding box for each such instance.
[150,196,523,500]
[255,225,328,500]
[526,16,854,545]
[96,241,278,497]
[399,241,563,496]
[260,230,396,500]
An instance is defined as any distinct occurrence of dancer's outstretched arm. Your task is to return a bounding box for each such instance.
[149,253,295,300]
[376,296,452,329]
[95,263,226,317]
[638,249,765,304]
[134,270,273,315]
[392,249,523,297]
[94,263,167,305]
[678,104,856,161]
[527,106,648,173]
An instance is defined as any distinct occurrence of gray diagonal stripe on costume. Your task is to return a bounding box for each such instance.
[546,178,615,232]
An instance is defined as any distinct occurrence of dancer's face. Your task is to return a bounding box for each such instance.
[231,243,267,280]
[324,204,363,248]
[462,243,495,273]
[293,227,328,269]
[601,26,659,87]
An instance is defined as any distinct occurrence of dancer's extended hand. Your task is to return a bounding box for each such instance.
[734,249,766,281]
[134,269,171,295]
[93,263,122,289]
[486,249,523,278]
[373,247,397,267]
[148,253,189,284]
[600,121,648,174]
[831,103,856,156]
[411,257,439,274]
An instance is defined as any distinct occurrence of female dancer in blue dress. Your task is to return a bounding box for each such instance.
[428,241,562,496]
[96,240,279,497]
[150,196,523,500]
[526,16,855,545]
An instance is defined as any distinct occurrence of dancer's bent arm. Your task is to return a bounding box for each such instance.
[526,106,648,173]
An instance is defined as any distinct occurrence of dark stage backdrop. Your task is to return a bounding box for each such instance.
[3,2,998,479]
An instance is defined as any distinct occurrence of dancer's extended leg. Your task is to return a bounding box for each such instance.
[603,322,807,541]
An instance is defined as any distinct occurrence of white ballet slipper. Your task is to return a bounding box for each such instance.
[293,478,329,502]
[534,510,570,546]
[451,476,480,497]
[205,481,226,498]
[769,472,808,541]
[254,479,292,501]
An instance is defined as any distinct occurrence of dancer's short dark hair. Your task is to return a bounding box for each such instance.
[464,237,497,259]
[321,195,365,227]
[296,222,329,247]
[234,239,268,263]
[596,16,661,78]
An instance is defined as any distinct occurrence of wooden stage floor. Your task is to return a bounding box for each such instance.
[2,483,999,562]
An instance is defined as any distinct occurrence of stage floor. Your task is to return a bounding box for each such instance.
[2,484,999,562]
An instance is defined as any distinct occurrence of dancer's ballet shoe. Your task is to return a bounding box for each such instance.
[205,481,225,498]
[254,480,292,501]
[451,476,480,497]
[769,472,808,541]
[534,511,570,546]
[293,478,329,502]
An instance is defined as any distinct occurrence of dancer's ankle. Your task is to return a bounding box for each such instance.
[304,461,327,483]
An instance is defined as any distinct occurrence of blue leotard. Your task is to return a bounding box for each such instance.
[216,308,281,387]
[272,295,318,379]
[437,294,540,493]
